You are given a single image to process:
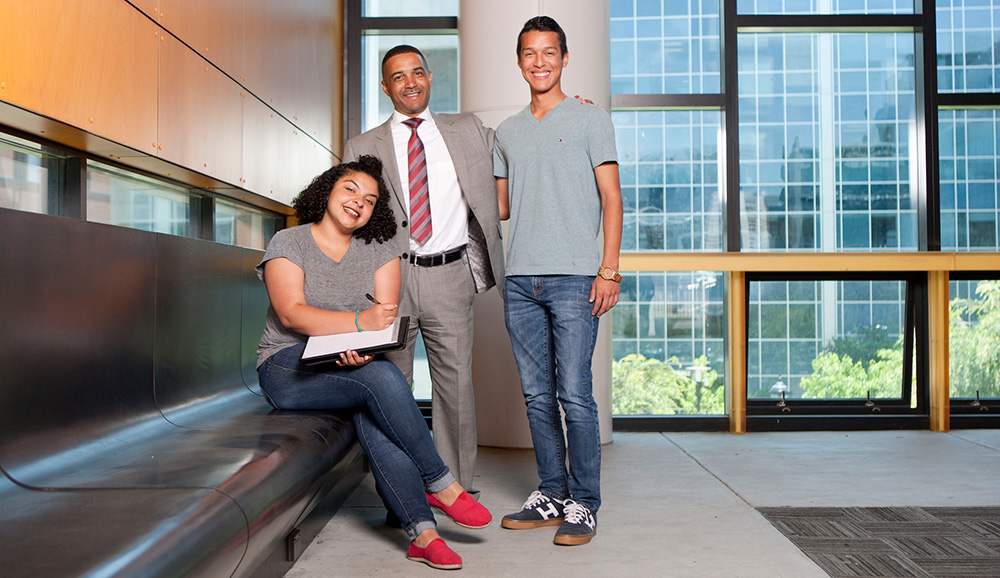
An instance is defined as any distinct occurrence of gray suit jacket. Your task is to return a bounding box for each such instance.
[342,113,504,293]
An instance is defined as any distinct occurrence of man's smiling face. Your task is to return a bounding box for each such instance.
[517,30,568,96]
[381,52,433,117]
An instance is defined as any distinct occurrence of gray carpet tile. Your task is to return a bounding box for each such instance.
[759,507,1000,578]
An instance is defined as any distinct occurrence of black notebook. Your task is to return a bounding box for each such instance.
[300,316,409,365]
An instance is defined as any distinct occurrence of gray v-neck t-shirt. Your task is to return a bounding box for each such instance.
[493,97,618,276]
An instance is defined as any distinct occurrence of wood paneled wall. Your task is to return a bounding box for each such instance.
[0,0,342,207]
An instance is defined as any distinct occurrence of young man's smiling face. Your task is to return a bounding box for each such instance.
[381,52,433,117]
[517,30,568,96]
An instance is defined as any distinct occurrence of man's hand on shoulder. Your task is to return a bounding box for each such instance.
[573,94,603,109]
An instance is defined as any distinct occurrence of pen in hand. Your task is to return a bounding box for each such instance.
[365,293,397,330]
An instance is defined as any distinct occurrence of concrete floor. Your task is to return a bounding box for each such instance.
[287,430,1000,577]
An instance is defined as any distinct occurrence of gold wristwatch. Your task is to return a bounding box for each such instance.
[597,266,622,283]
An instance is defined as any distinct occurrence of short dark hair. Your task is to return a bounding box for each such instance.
[292,155,397,244]
[381,44,428,79]
[516,16,567,56]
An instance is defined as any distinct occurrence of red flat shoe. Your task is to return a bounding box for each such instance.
[426,491,493,529]
[407,538,462,570]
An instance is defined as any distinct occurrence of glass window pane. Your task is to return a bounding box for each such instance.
[748,279,908,402]
[215,199,282,250]
[950,279,1000,399]
[739,32,917,252]
[939,109,1000,251]
[612,271,725,416]
[361,34,458,132]
[737,0,913,14]
[937,2,1000,93]
[410,331,432,401]
[364,0,457,17]
[614,110,723,252]
[87,161,192,237]
[610,1,721,94]
[0,133,70,216]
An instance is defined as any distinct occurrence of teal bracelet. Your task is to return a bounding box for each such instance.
[355,310,363,332]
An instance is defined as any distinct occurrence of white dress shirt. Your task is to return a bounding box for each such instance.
[391,110,469,256]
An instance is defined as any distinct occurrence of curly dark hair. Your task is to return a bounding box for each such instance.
[291,155,397,244]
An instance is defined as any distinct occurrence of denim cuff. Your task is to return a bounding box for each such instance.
[541,489,568,503]
[407,519,437,541]
[425,470,456,494]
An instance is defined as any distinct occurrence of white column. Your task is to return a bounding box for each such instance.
[461,0,613,448]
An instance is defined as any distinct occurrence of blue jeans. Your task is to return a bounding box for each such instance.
[504,275,602,511]
[258,343,455,539]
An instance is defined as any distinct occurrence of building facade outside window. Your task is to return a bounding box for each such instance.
[609,0,999,418]
[937,2,1000,409]
[0,133,71,217]
[611,1,728,417]
[216,198,283,250]
[87,161,193,237]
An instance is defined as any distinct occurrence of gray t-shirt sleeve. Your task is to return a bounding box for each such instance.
[255,227,306,282]
[493,136,508,178]
[586,108,618,168]
[368,236,399,270]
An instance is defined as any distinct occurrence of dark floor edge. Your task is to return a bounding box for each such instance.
[610,415,1000,433]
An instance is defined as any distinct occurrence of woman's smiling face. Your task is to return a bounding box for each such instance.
[324,171,379,231]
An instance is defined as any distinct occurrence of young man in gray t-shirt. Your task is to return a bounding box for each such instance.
[493,15,623,547]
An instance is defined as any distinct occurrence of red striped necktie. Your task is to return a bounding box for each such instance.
[403,118,432,244]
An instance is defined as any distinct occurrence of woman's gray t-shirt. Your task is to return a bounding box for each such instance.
[255,224,399,367]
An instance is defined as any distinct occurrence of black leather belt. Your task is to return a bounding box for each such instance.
[409,246,466,267]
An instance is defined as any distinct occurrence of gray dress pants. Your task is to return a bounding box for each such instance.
[386,256,478,491]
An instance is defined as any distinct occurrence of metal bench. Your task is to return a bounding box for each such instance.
[0,209,363,578]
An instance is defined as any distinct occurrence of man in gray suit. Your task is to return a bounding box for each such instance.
[343,45,503,495]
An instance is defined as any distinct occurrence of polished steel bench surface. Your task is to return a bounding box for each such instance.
[0,208,363,578]
[0,472,248,577]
